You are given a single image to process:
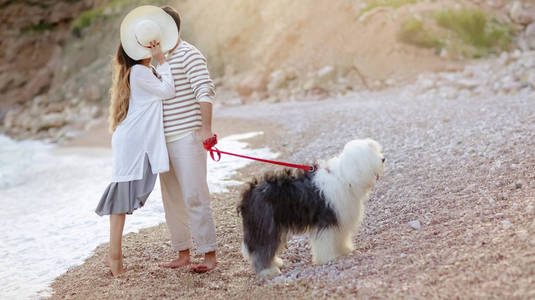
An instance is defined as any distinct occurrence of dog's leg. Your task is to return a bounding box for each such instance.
[272,231,288,268]
[241,242,250,261]
[335,229,355,257]
[252,247,281,279]
[251,230,282,279]
[310,227,353,264]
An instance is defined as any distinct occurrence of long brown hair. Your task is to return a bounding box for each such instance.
[108,44,140,132]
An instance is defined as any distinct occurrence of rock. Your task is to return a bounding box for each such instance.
[56,127,83,140]
[525,23,535,50]
[85,85,102,102]
[438,72,458,83]
[487,0,506,8]
[519,53,535,69]
[35,113,67,131]
[512,49,522,59]
[317,66,336,82]
[510,1,535,25]
[527,71,535,87]
[514,179,526,189]
[408,220,421,230]
[3,109,19,128]
[385,78,396,86]
[235,72,268,97]
[84,119,102,131]
[33,95,49,106]
[358,6,393,23]
[418,77,436,91]
[498,52,511,65]
[303,78,317,91]
[501,219,512,229]
[457,79,480,89]
[267,70,288,92]
[79,105,101,120]
[439,86,459,99]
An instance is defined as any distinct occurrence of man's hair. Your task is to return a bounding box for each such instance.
[161,5,181,33]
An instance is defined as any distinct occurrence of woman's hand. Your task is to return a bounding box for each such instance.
[149,40,165,65]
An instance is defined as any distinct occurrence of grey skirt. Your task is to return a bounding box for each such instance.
[95,155,157,216]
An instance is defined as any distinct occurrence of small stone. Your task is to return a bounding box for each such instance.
[419,78,435,90]
[457,79,480,89]
[501,219,512,228]
[498,52,510,65]
[517,229,529,241]
[408,220,421,230]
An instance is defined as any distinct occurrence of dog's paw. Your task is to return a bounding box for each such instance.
[272,256,284,268]
[258,267,281,279]
[241,243,250,261]
[312,253,339,265]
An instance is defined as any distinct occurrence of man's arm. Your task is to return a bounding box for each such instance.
[199,102,213,141]
[182,48,215,141]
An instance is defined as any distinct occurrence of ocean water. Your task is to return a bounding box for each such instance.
[0,132,278,299]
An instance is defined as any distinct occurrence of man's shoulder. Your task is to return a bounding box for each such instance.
[169,41,205,61]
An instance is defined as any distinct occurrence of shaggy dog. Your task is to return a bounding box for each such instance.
[238,138,385,278]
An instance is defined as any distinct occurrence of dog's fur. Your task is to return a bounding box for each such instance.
[238,138,385,278]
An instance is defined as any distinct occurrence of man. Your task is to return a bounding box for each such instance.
[158,5,217,273]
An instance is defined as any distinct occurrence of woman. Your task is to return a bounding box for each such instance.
[95,6,179,276]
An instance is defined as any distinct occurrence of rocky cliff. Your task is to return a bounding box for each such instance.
[1,0,534,142]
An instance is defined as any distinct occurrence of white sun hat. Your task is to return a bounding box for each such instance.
[120,5,179,60]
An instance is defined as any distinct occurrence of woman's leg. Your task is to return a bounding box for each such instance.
[109,213,126,276]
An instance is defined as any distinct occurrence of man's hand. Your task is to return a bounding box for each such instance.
[200,126,213,143]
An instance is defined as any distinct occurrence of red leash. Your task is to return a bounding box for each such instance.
[203,134,316,172]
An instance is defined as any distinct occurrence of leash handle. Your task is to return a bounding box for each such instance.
[203,134,315,172]
[203,134,218,150]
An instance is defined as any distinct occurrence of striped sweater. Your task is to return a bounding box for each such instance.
[163,41,215,140]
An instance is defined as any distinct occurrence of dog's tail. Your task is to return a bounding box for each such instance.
[237,178,259,216]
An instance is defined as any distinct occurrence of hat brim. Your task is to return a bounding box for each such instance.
[120,5,179,61]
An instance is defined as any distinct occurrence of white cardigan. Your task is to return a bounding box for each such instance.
[111,63,175,182]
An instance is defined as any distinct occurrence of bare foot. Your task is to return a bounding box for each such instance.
[160,249,191,269]
[159,256,190,268]
[190,251,217,273]
[108,256,125,277]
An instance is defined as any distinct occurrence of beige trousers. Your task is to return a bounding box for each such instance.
[160,131,217,253]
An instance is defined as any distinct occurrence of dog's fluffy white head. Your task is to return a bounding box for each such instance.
[336,138,385,188]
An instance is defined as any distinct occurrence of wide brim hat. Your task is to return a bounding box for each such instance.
[120,5,179,60]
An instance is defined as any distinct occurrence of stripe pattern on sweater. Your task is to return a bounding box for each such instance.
[163,41,215,136]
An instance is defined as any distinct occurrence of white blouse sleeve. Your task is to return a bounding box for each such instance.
[131,63,175,100]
